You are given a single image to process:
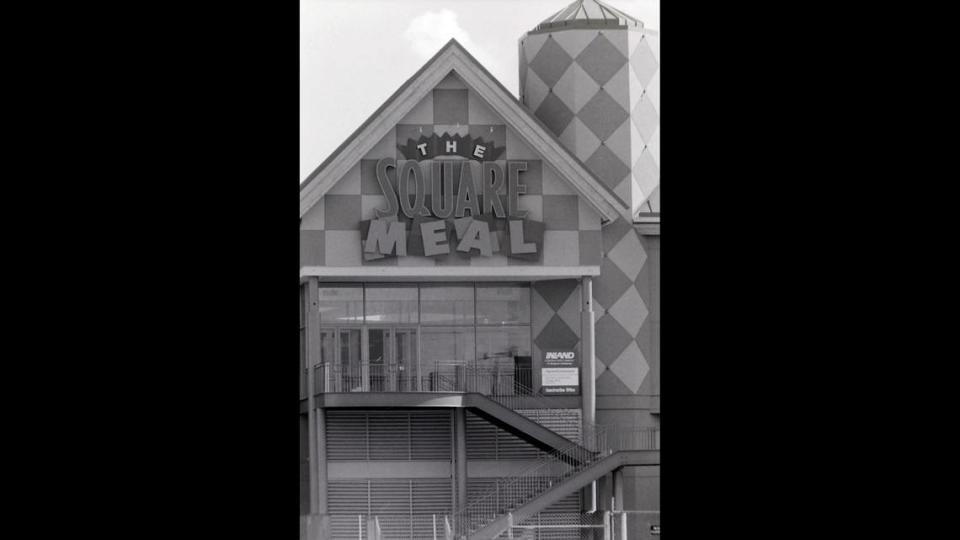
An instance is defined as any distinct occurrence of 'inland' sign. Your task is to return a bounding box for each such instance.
[360,157,545,261]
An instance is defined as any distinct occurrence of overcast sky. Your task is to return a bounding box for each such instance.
[300,0,660,183]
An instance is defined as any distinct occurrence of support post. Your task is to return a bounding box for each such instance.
[613,468,626,540]
[581,276,597,515]
[453,409,468,537]
[306,278,323,519]
[581,276,596,431]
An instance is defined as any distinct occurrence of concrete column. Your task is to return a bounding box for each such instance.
[581,276,597,516]
[581,276,596,430]
[306,278,321,516]
[316,409,328,518]
[453,408,468,537]
[613,468,626,540]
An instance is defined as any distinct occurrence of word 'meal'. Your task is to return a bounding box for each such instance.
[363,214,542,260]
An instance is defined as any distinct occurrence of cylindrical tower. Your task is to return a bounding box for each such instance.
[519,0,659,218]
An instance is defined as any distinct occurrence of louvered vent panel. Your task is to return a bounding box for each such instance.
[466,412,498,459]
[368,413,411,460]
[497,429,543,460]
[412,479,454,538]
[543,491,581,513]
[370,480,411,538]
[410,410,452,460]
[328,481,369,539]
[517,409,582,444]
[370,480,410,515]
[326,410,368,460]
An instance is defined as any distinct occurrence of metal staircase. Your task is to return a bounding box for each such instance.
[310,363,659,539]
[453,423,658,539]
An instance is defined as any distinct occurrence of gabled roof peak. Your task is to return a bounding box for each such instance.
[300,38,630,223]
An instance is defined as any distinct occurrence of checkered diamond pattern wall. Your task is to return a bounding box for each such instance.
[521,27,660,219]
[528,219,656,397]
[595,219,655,396]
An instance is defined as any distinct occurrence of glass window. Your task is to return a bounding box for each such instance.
[421,327,475,376]
[477,327,531,371]
[318,286,363,324]
[364,285,418,324]
[420,285,475,325]
[476,285,530,325]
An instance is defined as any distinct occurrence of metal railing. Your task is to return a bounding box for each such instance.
[453,423,659,538]
[311,362,587,437]
[311,362,537,397]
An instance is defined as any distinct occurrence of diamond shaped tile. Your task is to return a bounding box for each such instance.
[591,293,606,321]
[645,186,660,213]
[646,70,660,114]
[593,258,632,316]
[529,37,574,89]
[578,90,629,142]
[535,279,580,312]
[603,117,632,168]
[594,313,634,366]
[606,28,629,54]
[607,285,648,337]
[554,29,600,59]
[627,57,646,110]
[647,126,660,168]
[629,117,646,160]
[646,32,660,63]
[576,34,628,86]
[596,368,631,394]
[559,117,601,161]
[556,286,582,339]
[608,341,649,394]
[595,313,633,365]
[631,96,659,143]
[607,229,647,281]
[535,92,575,137]
[629,38,659,87]
[595,355,607,376]
[615,178,632,208]
[603,63,631,112]
[535,314,579,351]
[584,143,630,190]
[552,62,600,115]
[601,218,633,253]
[631,177,646,215]
[632,150,660,199]
[523,32,550,63]
[523,69,550,112]
[531,287,554,338]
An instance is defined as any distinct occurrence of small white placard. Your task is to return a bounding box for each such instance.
[541,367,579,387]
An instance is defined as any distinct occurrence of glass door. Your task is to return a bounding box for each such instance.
[318,329,336,392]
[366,328,392,392]
[339,328,362,391]
[394,328,418,391]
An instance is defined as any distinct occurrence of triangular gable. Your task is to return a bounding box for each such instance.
[300,39,629,223]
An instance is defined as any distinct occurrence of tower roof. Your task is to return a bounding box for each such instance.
[535,0,643,33]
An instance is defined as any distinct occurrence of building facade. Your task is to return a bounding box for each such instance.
[300,2,659,538]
